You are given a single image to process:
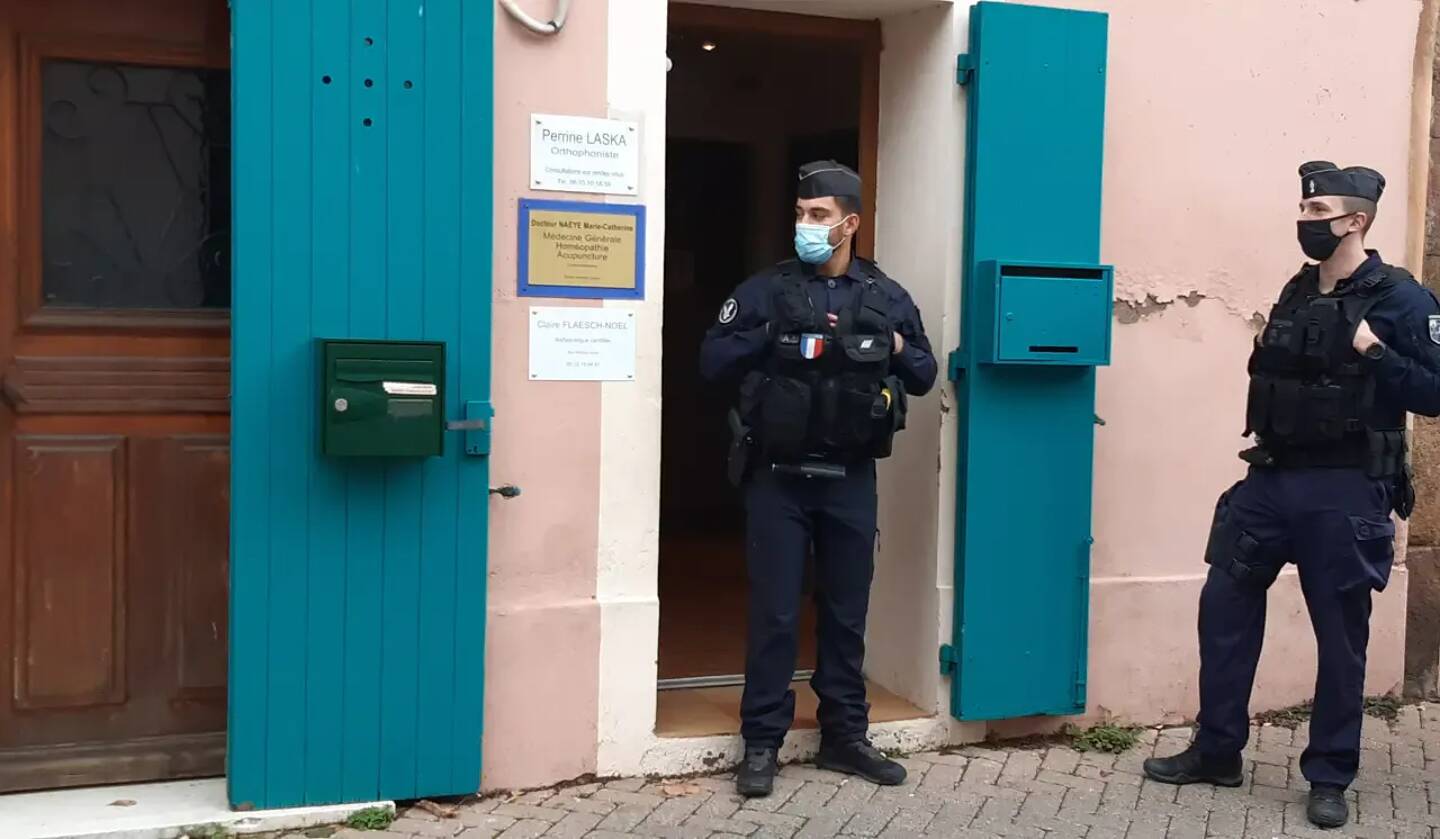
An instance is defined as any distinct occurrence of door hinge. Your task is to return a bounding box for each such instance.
[956,54,975,86]
[947,350,968,382]
[1073,536,1093,709]
[939,644,960,676]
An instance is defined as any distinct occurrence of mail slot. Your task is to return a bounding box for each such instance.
[976,261,1113,366]
[320,339,445,457]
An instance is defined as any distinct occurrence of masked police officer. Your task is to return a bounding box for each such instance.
[1144,162,1440,828]
[699,161,937,797]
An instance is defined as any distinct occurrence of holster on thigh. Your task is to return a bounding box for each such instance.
[1203,490,1282,590]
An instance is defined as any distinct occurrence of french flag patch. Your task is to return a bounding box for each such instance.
[800,333,826,360]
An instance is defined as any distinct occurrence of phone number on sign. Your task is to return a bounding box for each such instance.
[561,178,615,190]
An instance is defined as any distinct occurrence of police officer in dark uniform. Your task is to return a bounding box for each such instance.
[700,161,937,797]
[1145,162,1440,828]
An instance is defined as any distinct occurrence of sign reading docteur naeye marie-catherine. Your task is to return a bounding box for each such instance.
[518,199,646,301]
[530,113,639,196]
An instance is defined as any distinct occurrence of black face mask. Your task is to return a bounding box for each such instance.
[1297,213,1355,262]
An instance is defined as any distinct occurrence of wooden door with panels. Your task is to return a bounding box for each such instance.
[0,0,231,792]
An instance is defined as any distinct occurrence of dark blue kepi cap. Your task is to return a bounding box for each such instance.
[1300,161,1385,202]
[798,160,863,210]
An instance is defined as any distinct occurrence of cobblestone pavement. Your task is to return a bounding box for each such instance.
[310,707,1440,839]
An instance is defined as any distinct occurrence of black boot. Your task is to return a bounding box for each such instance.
[815,739,906,786]
[735,746,778,797]
[1307,784,1348,828]
[1142,746,1244,787]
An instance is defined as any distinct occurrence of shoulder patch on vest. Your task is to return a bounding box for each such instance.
[1429,314,1440,346]
[718,298,738,325]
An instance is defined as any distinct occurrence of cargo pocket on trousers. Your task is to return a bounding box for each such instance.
[1342,514,1396,593]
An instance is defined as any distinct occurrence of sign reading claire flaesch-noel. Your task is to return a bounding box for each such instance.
[530,113,639,196]
[518,199,646,301]
[529,307,637,382]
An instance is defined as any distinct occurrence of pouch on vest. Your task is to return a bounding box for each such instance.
[758,377,812,458]
[816,335,892,452]
[1394,463,1416,520]
[1295,382,1347,442]
[867,376,909,460]
[1254,317,1302,373]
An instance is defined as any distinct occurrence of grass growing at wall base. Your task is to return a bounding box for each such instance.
[1255,693,1405,728]
[1255,701,1314,728]
[1066,723,1142,754]
[1364,694,1403,722]
[345,807,396,831]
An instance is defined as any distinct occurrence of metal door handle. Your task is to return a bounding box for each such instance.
[447,419,488,432]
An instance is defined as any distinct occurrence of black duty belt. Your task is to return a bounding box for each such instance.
[1242,428,1407,479]
[1245,445,1367,469]
[770,462,848,480]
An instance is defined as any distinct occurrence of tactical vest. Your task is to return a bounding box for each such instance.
[739,263,907,461]
[1244,267,1394,450]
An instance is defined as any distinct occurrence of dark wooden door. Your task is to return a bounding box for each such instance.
[0,0,231,792]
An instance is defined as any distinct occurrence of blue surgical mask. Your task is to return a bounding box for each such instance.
[794,217,852,264]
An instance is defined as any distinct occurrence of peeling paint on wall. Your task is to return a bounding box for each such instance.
[1114,287,1266,331]
[1111,266,1284,329]
[1114,293,1191,324]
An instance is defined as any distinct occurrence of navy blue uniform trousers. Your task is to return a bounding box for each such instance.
[1195,466,1396,788]
[740,463,877,749]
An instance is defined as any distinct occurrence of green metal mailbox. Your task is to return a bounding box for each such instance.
[320,340,446,457]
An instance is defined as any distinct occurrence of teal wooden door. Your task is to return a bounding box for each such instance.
[947,2,1109,720]
[228,0,493,808]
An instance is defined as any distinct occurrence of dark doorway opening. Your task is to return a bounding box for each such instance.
[658,6,873,710]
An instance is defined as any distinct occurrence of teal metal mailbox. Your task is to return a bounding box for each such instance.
[975,261,1113,367]
[320,339,445,458]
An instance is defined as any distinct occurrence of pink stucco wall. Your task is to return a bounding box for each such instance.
[1082,0,1421,722]
[484,1,610,790]
[476,0,1428,789]
[871,0,1425,732]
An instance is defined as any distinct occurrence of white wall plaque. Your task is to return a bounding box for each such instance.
[529,307,637,382]
[530,114,640,196]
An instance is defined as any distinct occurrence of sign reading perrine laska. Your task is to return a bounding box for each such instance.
[530,113,639,196]
[518,199,646,301]
[529,307,637,382]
